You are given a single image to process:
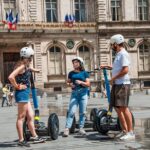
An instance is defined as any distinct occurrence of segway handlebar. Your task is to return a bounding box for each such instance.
[87,67,112,73]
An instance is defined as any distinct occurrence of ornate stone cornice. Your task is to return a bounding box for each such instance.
[0,22,96,32]
[98,21,150,32]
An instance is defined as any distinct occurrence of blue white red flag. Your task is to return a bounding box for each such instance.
[2,9,19,30]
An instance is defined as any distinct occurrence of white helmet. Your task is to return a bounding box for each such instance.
[110,34,124,45]
[20,47,34,58]
[72,56,84,65]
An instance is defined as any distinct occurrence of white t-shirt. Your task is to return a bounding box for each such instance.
[112,48,130,84]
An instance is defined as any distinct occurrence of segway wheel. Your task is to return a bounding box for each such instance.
[90,108,98,131]
[23,120,31,141]
[117,111,135,130]
[48,113,59,140]
[69,116,76,133]
[96,109,109,134]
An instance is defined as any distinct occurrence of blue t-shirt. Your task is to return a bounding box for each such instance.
[68,70,89,90]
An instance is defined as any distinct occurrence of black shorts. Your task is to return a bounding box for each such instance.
[110,84,130,107]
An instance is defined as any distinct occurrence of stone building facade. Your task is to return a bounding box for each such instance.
[0,0,150,91]
[97,0,150,90]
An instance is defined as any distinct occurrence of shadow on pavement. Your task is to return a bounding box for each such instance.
[86,133,114,141]
[0,141,18,148]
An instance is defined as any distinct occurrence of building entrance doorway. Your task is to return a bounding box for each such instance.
[3,52,20,83]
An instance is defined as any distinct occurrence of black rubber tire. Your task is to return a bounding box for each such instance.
[117,111,135,130]
[96,109,109,134]
[23,120,31,141]
[69,116,76,133]
[48,113,59,140]
[90,108,98,131]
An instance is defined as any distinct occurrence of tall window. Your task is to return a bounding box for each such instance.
[46,0,57,22]
[78,45,90,70]
[138,0,148,20]
[49,46,62,75]
[74,0,87,22]
[139,44,150,71]
[3,0,16,18]
[111,0,121,21]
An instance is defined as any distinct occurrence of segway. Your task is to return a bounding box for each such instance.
[23,72,59,141]
[95,68,135,134]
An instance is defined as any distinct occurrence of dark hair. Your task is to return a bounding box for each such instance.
[72,59,85,71]
[14,57,29,70]
[79,64,85,71]
[118,43,124,47]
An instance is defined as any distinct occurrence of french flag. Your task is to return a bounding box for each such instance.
[2,9,19,30]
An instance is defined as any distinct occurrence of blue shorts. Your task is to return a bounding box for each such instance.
[15,88,30,103]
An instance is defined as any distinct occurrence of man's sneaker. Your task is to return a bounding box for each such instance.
[18,140,30,147]
[30,136,45,143]
[115,131,126,138]
[62,128,69,137]
[120,131,135,140]
[78,128,86,136]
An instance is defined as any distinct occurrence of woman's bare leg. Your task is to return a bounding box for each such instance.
[17,103,28,141]
[26,102,37,137]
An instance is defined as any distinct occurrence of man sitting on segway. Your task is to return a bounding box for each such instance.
[101,34,135,140]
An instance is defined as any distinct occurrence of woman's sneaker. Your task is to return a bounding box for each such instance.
[120,131,135,140]
[30,136,46,143]
[18,140,30,147]
[115,131,126,138]
[78,128,86,136]
[62,128,69,137]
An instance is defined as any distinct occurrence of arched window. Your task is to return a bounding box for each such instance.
[138,0,148,21]
[74,0,87,22]
[45,0,58,22]
[78,45,90,70]
[48,46,63,75]
[111,0,122,21]
[139,43,150,71]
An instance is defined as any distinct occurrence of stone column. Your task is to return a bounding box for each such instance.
[0,73,2,88]
[0,49,3,88]
[34,42,42,83]
[28,0,37,21]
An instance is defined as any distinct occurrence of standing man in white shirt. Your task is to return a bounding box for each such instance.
[101,34,135,140]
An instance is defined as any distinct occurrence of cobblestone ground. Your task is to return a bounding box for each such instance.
[0,91,150,150]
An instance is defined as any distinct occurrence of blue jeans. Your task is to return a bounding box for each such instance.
[65,88,88,129]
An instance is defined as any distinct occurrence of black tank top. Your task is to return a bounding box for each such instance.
[15,68,31,88]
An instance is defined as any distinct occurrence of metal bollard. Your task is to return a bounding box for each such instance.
[93,92,98,98]
[130,90,134,96]
[146,89,150,95]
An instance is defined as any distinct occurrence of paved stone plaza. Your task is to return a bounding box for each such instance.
[0,91,150,150]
